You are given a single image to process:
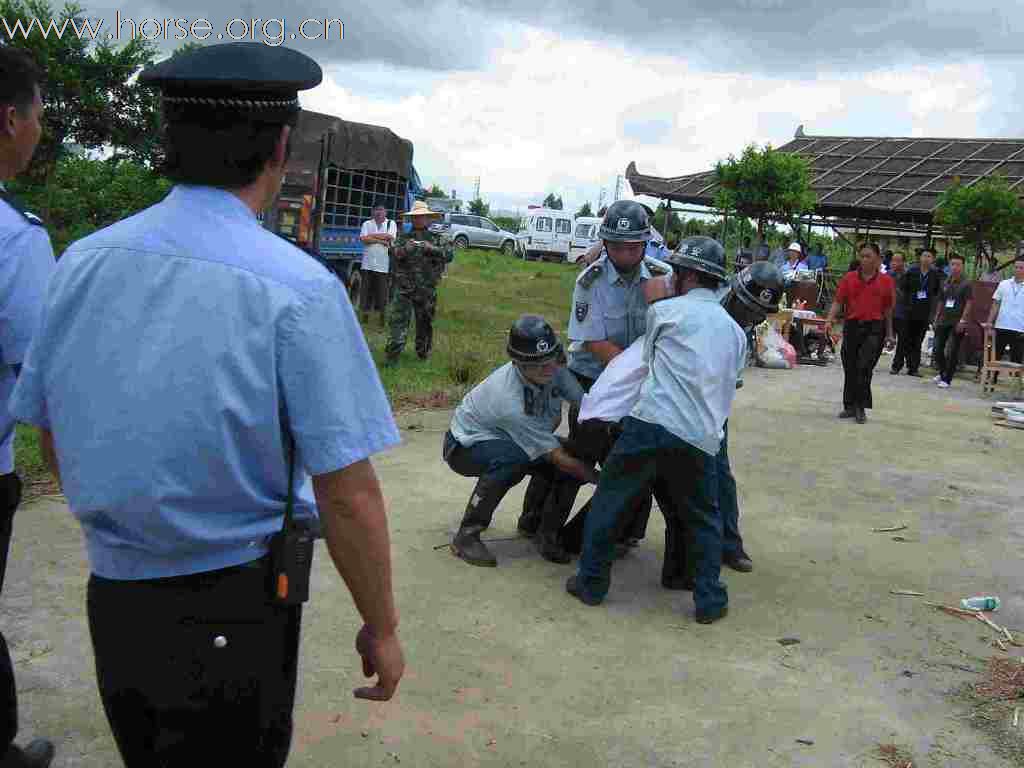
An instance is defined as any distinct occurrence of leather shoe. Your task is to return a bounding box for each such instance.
[724,551,753,572]
[451,528,497,567]
[661,574,694,591]
[2,739,56,768]
[906,370,921,378]
[566,575,603,606]
[535,531,571,564]
[838,408,856,419]
[855,407,867,424]
[696,605,728,625]
[889,368,900,375]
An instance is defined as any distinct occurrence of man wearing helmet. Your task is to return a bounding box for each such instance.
[556,200,671,548]
[566,237,747,624]
[444,315,599,567]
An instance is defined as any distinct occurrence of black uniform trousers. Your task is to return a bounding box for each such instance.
[0,473,22,753]
[889,314,907,372]
[933,323,965,384]
[842,319,884,410]
[901,309,931,374]
[87,557,302,768]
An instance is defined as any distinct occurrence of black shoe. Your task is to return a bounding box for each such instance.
[661,574,695,591]
[451,528,497,567]
[906,371,921,378]
[724,551,753,572]
[565,575,603,606]
[838,408,856,419]
[696,605,728,625]
[855,407,866,424]
[889,368,900,375]
[2,739,56,768]
[536,531,571,564]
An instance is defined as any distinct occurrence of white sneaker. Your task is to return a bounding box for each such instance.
[932,374,942,382]
[937,381,950,389]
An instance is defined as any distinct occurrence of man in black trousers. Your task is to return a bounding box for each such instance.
[0,47,57,767]
[895,248,941,377]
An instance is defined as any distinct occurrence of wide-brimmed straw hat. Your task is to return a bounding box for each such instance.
[401,201,443,218]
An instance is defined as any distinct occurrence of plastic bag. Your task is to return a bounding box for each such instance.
[757,324,792,369]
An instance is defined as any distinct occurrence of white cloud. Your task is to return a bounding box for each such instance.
[302,28,998,213]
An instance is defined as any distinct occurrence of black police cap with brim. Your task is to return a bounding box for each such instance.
[139,42,322,115]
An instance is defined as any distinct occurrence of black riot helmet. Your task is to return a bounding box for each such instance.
[598,200,652,243]
[507,314,561,363]
[721,262,785,329]
[664,236,727,284]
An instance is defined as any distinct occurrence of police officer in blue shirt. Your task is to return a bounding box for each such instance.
[0,47,57,768]
[560,200,670,547]
[10,43,405,768]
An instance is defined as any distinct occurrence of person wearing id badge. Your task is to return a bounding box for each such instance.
[931,254,973,388]
[9,43,405,767]
[897,248,941,376]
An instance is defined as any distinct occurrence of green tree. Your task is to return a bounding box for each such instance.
[468,197,489,217]
[10,154,171,253]
[935,176,1024,275]
[542,193,563,210]
[713,143,817,239]
[0,0,161,179]
[575,201,593,218]
[424,183,447,198]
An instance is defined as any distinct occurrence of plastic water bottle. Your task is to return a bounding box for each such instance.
[961,596,1001,612]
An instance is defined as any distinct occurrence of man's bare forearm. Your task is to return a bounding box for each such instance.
[313,460,398,636]
[584,340,623,366]
[40,428,60,486]
[549,447,598,485]
[987,300,1000,325]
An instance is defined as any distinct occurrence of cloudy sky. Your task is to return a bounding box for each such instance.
[79,1,1024,213]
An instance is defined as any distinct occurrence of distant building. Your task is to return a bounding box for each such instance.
[425,196,462,213]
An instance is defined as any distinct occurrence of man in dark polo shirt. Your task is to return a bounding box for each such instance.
[898,248,941,376]
[826,243,895,424]
[931,254,973,389]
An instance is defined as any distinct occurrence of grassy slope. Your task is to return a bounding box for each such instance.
[15,248,578,490]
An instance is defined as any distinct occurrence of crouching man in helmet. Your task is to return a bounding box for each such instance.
[444,315,599,567]
[565,236,747,624]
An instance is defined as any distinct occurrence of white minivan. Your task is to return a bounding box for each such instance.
[516,208,574,262]
[568,216,602,263]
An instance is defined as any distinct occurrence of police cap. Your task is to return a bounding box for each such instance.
[139,42,322,119]
[507,315,561,363]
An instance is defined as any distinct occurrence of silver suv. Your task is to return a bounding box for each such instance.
[431,213,517,255]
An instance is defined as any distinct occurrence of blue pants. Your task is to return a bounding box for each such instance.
[576,418,726,616]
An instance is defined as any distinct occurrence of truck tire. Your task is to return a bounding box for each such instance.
[348,267,362,306]
[453,235,469,250]
[501,239,515,256]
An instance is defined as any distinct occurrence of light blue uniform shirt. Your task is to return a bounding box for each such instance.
[0,184,55,475]
[631,288,747,456]
[11,185,400,579]
[450,363,583,461]
[567,254,669,381]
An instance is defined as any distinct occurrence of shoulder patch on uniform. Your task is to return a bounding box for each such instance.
[644,257,670,275]
[0,191,44,227]
[577,260,604,289]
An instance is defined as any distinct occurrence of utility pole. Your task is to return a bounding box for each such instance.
[474,176,481,200]
[613,174,623,202]
[597,187,606,212]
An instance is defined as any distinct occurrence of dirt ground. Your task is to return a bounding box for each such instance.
[4,357,1023,767]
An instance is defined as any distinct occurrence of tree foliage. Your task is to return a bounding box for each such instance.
[714,144,817,235]
[542,193,563,210]
[0,0,161,179]
[575,201,593,218]
[935,176,1024,269]
[468,197,489,217]
[9,154,171,253]
[423,183,448,198]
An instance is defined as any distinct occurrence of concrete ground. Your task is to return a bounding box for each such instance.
[4,357,1024,767]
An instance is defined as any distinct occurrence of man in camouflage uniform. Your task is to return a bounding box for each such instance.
[385,201,452,365]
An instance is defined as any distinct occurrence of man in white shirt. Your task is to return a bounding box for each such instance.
[985,255,1024,364]
[358,202,396,324]
[781,242,809,282]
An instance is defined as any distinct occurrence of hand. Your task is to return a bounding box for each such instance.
[354,624,405,702]
[642,275,673,304]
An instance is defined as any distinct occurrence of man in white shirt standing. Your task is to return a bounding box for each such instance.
[358,201,396,325]
[985,254,1024,364]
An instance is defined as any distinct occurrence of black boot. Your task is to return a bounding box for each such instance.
[2,740,56,768]
[535,530,571,563]
[534,472,578,564]
[518,473,552,538]
[451,526,496,567]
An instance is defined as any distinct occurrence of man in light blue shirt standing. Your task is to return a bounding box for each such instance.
[567,237,746,624]
[0,46,57,768]
[10,43,405,767]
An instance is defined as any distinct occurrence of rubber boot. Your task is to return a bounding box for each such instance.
[534,474,577,564]
[450,476,509,567]
[518,473,551,538]
[451,525,496,567]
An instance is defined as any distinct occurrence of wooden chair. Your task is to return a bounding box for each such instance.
[980,326,1024,397]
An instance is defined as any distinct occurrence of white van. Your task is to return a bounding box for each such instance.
[568,216,602,263]
[516,208,573,262]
